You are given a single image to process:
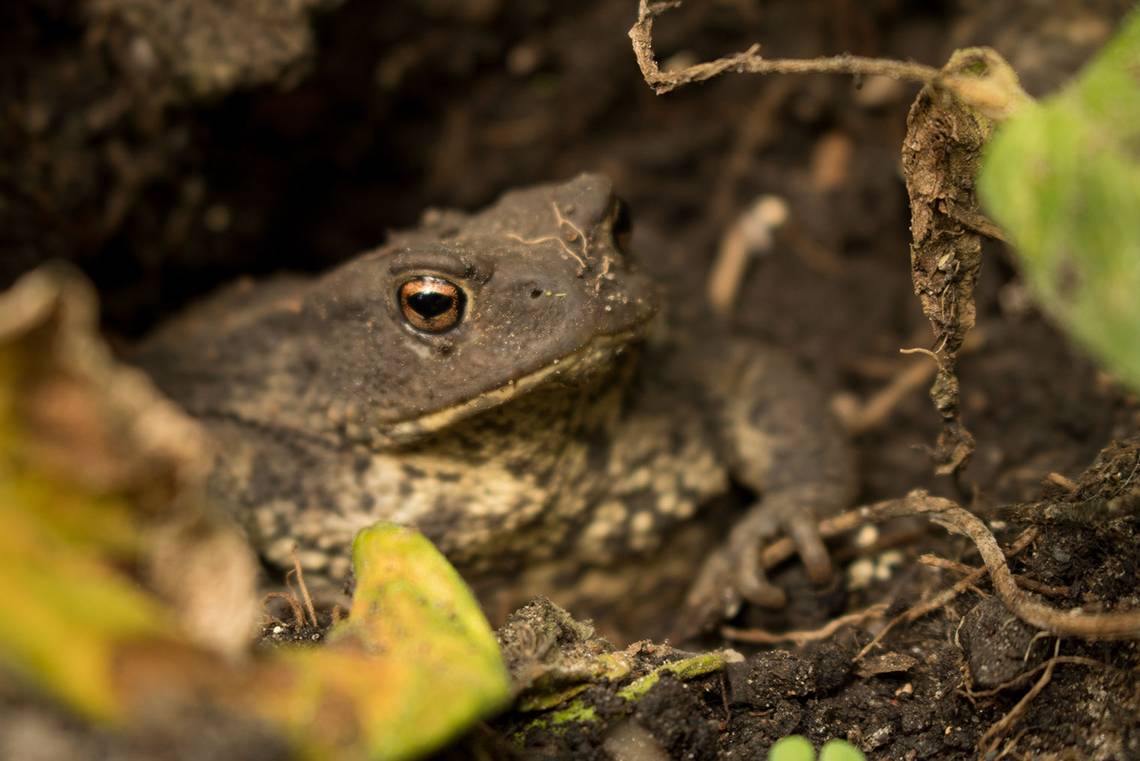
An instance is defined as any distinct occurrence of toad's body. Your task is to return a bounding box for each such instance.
[138,175,854,629]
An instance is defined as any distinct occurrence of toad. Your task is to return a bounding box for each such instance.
[137,174,855,634]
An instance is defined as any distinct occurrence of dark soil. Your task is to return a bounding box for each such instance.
[3,1,1139,759]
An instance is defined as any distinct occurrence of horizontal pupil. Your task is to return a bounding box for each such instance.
[408,290,453,318]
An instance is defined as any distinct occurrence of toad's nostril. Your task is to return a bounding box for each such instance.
[530,289,543,299]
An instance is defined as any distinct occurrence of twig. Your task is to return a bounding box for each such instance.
[708,195,788,317]
[965,655,1108,700]
[264,591,306,630]
[290,548,320,629]
[1045,471,1080,493]
[629,1,938,96]
[853,533,1034,663]
[842,330,985,435]
[738,457,1130,647]
[868,492,1140,639]
[898,346,941,362]
[844,358,935,435]
[507,233,587,271]
[507,202,591,272]
[918,555,1071,598]
[722,603,889,645]
[993,729,1029,761]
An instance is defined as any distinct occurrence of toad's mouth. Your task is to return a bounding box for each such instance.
[383,329,639,442]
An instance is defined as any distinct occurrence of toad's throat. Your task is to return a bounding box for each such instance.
[385,330,637,442]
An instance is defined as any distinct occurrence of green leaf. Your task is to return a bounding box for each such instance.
[979,10,1140,389]
[768,735,816,761]
[282,522,512,760]
[819,738,867,761]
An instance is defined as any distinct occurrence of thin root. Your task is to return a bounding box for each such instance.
[1045,471,1080,493]
[842,329,985,435]
[900,530,1038,649]
[289,547,320,629]
[629,1,937,96]
[918,554,1070,598]
[721,602,889,645]
[898,346,941,362]
[506,201,591,272]
[978,639,1061,756]
[264,591,307,630]
[507,232,588,271]
[965,653,1108,700]
[834,492,1140,643]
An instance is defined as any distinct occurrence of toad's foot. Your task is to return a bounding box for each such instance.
[677,488,836,639]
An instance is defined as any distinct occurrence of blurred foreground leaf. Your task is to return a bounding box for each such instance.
[979,11,1140,390]
[0,267,201,718]
[0,267,510,759]
[263,525,512,760]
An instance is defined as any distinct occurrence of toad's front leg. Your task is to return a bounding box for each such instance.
[684,341,856,633]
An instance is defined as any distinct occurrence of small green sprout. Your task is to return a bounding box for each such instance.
[768,736,865,761]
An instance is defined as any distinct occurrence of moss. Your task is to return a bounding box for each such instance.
[617,652,729,702]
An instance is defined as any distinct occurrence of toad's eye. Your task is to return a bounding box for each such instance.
[398,276,466,333]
